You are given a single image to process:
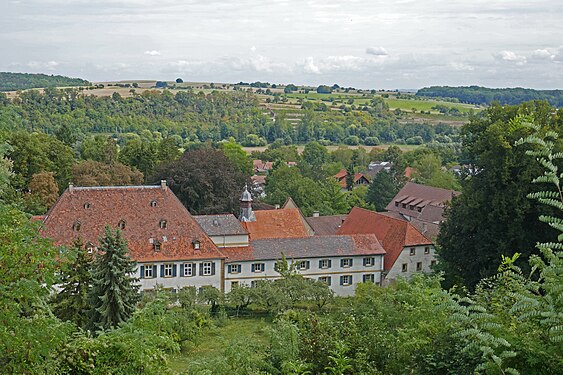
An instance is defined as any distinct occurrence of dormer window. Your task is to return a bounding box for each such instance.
[159,219,167,229]
[118,220,126,230]
[154,240,161,252]
[150,200,157,207]
[192,239,200,250]
[84,202,91,209]
[72,221,81,232]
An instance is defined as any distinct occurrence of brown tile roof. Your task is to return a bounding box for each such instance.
[222,234,385,263]
[337,207,432,271]
[251,175,266,185]
[334,170,370,188]
[40,185,224,262]
[241,208,310,240]
[379,211,441,240]
[305,215,347,236]
[194,214,248,236]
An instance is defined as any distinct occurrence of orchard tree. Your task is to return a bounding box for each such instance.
[88,226,140,331]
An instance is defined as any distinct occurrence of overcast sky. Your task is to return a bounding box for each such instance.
[1,0,562,89]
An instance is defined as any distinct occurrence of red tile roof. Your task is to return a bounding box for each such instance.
[337,207,432,271]
[241,208,310,240]
[334,169,370,188]
[40,185,224,262]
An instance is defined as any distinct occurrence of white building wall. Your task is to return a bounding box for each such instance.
[209,234,249,248]
[224,254,384,297]
[136,259,223,292]
[384,245,437,283]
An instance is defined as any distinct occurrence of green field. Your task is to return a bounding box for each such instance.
[168,317,271,374]
[385,98,480,113]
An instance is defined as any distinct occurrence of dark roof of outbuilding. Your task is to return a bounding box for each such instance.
[305,215,348,236]
[194,214,248,236]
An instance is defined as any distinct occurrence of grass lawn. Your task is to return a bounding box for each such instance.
[168,316,272,374]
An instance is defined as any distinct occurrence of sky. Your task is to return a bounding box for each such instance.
[1,0,562,89]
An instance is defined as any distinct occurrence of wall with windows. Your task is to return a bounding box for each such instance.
[224,254,384,296]
[136,259,223,292]
[384,245,436,284]
[208,234,249,248]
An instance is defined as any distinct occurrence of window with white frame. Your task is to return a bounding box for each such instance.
[363,257,375,267]
[318,276,331,285]
[251,263,265,273]
[231,281,239,288]
[340,275,352,286]
[424,246,430,254]
[228,264,241,274]
[183,263,194,277]
[202,261,213,276]
[297,260,310,270]
[164,263,173,277]
[144,265,154,278]
[409,247,416,256]
[363,274,375,283]
[319,259,331,269]
[250,280,258,288]
[340,258,353,268]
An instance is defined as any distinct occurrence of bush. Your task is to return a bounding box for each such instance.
[363,136,380,146]
[405,136,424,145]
[344,135,360,145]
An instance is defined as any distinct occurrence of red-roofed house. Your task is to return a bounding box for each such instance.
[40,181,225,292]
[334,169,370,190]
[338,207,434,283]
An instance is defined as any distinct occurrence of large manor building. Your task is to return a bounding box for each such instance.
[39,181,435,296]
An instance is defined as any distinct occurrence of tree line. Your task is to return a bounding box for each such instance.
[0,72,91,91]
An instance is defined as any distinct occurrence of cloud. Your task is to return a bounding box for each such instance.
[303,57,321,74]
[27,60,60,70]
[366,46,388,56]
[250,46,256,52]
[493,50,526,65]
[449,62,474,71]
[144,50,161,56]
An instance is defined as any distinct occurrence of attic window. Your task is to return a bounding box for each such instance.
[153,240,161,252]
[159,219,167,229]
[72,221,81,232]
[150,200,157,207]
[84,203,91,209]
[212,219,219,227]
[118,220,126,230]
[192,240,200,250]
[395,201,399,207]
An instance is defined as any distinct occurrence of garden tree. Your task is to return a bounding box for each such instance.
[0,203,73,373]
[177,286,198,310]
[72,160,144,186]
[219,140,253,175]
[51,239,93,328]
[366,170,403,211]
[119,136,158,178]
[252,142,300,162]
[316,85,332,94]
[345,184,372,211]
[226,285,254,316]
[152,147,248,214]
[411,154,461,190]
[300,140,329,180]
[88,226,140,331]
[198,285,223,314]
[80,135,118,164]
[6,131,74,191]
[437,101,562,289]
[28,171,59,208]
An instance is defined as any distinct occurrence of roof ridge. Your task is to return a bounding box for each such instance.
[72,185,161,190]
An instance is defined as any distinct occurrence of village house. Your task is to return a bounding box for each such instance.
[333,169,370,190]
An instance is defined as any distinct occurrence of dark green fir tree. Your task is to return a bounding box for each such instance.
[52,239,93,328]
[88,226,140,331]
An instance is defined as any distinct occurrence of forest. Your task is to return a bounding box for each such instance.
[0,72,91,91]
[417,85,563,107]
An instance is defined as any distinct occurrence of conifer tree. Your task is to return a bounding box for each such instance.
[88,226,140,331]
[52,239,93,328]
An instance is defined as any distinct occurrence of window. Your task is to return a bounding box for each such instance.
[297,260,310,270]
[250,280,258,288]
[251,263,265,273]
[150,200,157,207]
[431,260,437,267]
[401,203,407,208]
[395,201,399,207]
[402,263,408,272]
[201,262,213,276]
[192,240,200,250]
[144,265,154,278]
[409,248,416,256]
[424,246,430,254]
[159,220,167,229]
[118,220,126,230]
[416,262,422,271]
[417,207,422,212]
[340,258,353,268]
[340,275,352,286]
[319,259,331,269]
[363,257,375,267]
[231,281,239,288]
[164,264,173,277]
[363,274,375,283]
[154,240,161,252]
[84,202,91,209]
[318,276,331,285]
[72,221,81,232]
[228,264,241,274]
[182,263,194,277]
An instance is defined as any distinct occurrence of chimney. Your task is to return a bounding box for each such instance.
[68,182,74,193]
[160,180,167,190]
[275,204,280,209]
[313,211,320,217]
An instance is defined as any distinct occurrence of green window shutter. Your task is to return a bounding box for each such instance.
[328,259,332,268]
[340,259,344,267]
[350,275,353,284]
[180,263,184,277]
[160,264,165,277]
[251,264,255,272]
[153,265,157,277]
[211,262,216,275]
[328,277,331,286]
[140,265,145,279]
[306,261,310,269]
[318,260,323,268]
[339,276,344,286]
[350,259,353,267]
[199,263,204,276]
[173,264,177,277]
